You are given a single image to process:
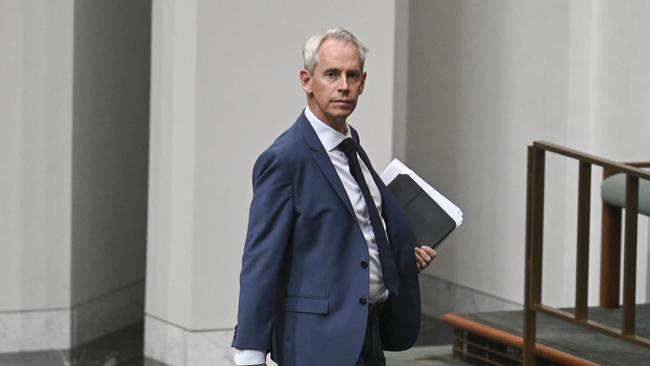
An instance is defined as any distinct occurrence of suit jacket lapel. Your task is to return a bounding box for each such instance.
[296,113,356,218]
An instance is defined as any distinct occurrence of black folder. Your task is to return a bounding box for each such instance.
[387,174,457,249]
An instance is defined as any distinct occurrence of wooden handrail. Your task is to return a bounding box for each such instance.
[523,142,650,365]
[625,162,650,168]
[533,141,650,180]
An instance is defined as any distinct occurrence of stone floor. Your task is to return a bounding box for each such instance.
[465,304,650,365]
[0,316,469,366]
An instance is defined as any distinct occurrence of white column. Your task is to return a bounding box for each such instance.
[145,1,397,365]
[0,0,151,353]
[0,0,74,352]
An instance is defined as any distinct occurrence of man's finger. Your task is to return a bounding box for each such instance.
[415,247,431,262]
[419,246,437,260]
[416,254,426,267]
[414,251,427,267]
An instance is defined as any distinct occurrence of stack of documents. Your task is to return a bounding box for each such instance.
[381,159,463,249]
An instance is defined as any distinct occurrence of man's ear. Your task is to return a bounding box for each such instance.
[300,69,313,94]
[358,71,367,95]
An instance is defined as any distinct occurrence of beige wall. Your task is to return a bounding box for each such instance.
[405,0,650,307]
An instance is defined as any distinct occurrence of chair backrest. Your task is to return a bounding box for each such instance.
[602,171,650,216]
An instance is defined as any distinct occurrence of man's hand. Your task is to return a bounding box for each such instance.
[415,245,437,272]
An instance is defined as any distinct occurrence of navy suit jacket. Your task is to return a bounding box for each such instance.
[232,112,421,366]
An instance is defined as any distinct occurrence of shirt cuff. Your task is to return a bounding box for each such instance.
[234,348,267,365]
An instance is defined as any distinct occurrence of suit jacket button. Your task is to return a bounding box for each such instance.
[360,261,368,268]
[359,297,367,305]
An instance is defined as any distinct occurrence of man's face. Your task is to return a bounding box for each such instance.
[301,39,366,128]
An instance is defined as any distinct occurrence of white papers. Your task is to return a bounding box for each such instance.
[381,159,463,227]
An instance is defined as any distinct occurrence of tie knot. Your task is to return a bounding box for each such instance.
[338,138,357,155]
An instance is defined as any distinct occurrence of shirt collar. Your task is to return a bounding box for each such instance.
[304,105,351,152]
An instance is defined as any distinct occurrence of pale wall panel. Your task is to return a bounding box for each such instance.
[0,0,73,311]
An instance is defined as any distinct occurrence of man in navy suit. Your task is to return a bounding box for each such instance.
[232,28,437,366]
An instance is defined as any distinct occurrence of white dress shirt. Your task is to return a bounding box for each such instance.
[234,106,389,365]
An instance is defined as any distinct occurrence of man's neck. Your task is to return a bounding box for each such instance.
[307,101,348,134]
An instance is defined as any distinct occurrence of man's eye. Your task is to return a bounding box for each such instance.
[325,71,338,79]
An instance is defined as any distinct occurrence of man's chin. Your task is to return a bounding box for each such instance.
[329,107,354,119]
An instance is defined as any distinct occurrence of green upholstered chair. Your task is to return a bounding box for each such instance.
[601,173,650,216]
[599,163,650,308]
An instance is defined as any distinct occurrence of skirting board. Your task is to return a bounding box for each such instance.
[419,273,522,319]
[0,280,144,353]
[71,280,145,346]
[144,315,280,366]
[0,309,71,353]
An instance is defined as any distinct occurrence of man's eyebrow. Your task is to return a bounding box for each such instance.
[322,68,340,73]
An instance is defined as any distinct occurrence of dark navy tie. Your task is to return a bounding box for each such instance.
[338,138,400,296]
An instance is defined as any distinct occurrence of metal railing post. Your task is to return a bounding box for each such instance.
[523,145,545,365]
[599,165,622,308]
[622,175,639,335]
[575,162,591,320]
[523,146,536,365]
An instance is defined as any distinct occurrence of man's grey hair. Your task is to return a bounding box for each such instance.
[302,28,368,73]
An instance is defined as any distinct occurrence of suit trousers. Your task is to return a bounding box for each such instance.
[355,302,386,366]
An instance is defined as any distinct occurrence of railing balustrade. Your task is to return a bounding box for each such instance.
[523,141,650,365]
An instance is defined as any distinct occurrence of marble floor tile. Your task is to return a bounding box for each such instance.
[0,322,166,366]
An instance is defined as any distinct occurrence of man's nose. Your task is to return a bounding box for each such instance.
[337,75,349,91]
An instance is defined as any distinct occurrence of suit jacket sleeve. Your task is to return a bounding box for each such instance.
[232,148,294,350]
